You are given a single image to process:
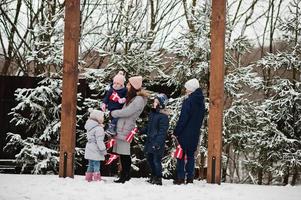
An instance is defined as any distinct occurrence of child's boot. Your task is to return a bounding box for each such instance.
[106,124,116,136]
[85,172,93,182]
[92,172,101,181]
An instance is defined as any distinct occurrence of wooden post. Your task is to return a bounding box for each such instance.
[207,0,226,184]
[59,0,80,178]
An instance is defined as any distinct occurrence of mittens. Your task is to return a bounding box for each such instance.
[101,103,107,112]
[118,97,126,104]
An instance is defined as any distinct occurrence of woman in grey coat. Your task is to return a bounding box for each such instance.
[111,75,148,183]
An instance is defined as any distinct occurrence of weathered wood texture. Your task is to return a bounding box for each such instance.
[59,0,81,178]
[207,0,226,184]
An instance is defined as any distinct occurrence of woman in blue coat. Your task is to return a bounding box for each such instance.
[173,78,205,185]
[143,93,169,185]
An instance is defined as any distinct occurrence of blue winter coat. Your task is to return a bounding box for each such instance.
[174,88,205,152]
[103,85,127,111]
[143,109,169,156]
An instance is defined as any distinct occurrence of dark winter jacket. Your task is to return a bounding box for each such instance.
[143,108,169,156]
[174,88,205,152]
[103,85,127,111]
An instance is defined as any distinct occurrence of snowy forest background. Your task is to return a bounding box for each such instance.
[0,0,300,186]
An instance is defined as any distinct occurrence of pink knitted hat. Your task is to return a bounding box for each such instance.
[113,71,125,86]
[129,76,143,90]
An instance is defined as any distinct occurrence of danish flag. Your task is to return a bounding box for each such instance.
[106,138,116,150]
[105,154,119,165]
[125,127,138,143]
[173,145,183,159]
[109,91,120,102]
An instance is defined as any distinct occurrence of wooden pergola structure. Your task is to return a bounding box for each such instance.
[59,0,226,184]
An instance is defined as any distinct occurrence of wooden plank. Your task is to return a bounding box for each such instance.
[59,0,80,178]
[207,0,226,184]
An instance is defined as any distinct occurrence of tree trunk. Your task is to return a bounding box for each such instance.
[283,167,289,185]
[146,0,156,49]
[267,171,273,185]
[235,153,241,182]
[1,0,22,75]
[222,144,230,182]
[229,146,235,183]
[199,152,206,180]
[258,168,263,185]
[291,166,298,186]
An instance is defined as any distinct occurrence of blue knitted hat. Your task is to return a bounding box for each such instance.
[156,93,168,109]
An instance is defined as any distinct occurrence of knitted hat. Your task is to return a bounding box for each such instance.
[129,76,143,90]
[113,71,125,86]
[88,108,104,123]
[156,93,168,109]
[184,78,199,92]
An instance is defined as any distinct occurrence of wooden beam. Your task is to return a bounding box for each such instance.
[207,0,226,184]
[59,0,80,178]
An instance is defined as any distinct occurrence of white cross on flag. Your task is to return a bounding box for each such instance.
[105,154,119,165]
[109,91,120,102]
[106,138,116,150]
[125,127,138,143]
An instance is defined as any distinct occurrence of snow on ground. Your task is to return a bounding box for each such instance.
[0,174,300,200]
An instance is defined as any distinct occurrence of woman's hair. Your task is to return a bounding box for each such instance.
[126,83,140,105]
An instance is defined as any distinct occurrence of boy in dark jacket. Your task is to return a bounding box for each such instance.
[173,78,205,185]
[143,93,169,185]
[102,71,127,136]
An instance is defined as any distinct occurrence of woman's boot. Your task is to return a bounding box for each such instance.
[114,171,131,183]
[114,172,127,183]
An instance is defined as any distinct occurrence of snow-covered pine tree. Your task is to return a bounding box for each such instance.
[26,1,65,76]
[4,77,85,174]
[223,65,264,183]
[248,0,301,185]
[166,0,211,92]
[254,51,301,185]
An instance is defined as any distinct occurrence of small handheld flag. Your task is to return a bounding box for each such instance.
[125,127,138,143]
[106,138,116,150]
[105,154,119,165]
[173,145,183,159]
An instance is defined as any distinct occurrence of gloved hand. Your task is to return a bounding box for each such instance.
[118,97,126,104]
[101,103,106,112]
[106,133,112,140]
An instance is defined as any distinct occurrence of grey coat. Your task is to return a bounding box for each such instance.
[111,92,148,155]
[84,119,107,161]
